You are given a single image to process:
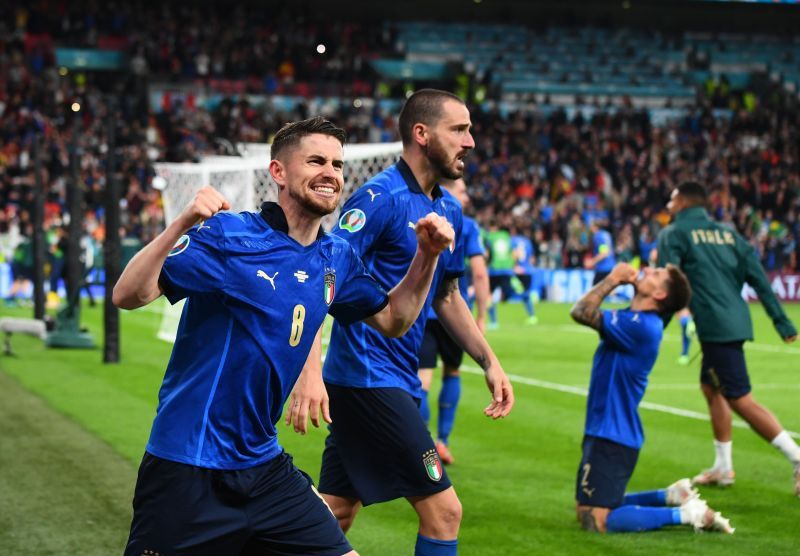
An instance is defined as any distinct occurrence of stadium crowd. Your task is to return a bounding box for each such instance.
[2,4,800,305]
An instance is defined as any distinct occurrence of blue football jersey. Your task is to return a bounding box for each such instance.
[584,308,664,449]
[150,203,388,469]
[511,234,535,274]
[428,214,483,320]
[323,158,465,397]
[592,229,616,272]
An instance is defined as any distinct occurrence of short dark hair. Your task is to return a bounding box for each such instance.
[676,181,707,207]
[270,116,347,161]
[659,264,692,317]
[398,89,465,146]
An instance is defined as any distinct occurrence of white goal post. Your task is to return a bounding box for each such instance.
[152,141,403,342]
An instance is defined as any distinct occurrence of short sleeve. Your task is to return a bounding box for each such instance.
[600,309,652,353]
[331,184,392,258]
[159,217,227,304]
[445,210,466,280]
[464,219,484,259]
[328,244,389,325]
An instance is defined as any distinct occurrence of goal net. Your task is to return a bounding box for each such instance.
[152,141,403,342]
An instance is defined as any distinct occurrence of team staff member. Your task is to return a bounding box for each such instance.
[114,117,456,555]
[658,181,799,494]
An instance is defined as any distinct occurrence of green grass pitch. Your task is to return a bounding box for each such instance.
[1,300,799,555]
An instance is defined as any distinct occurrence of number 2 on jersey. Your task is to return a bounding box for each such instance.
[289,304,306,347]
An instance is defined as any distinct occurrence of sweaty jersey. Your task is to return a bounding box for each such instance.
[584,308,664,449]
[485,229,515,276]
[511,234,535,275]
[592,229,616,272]
[151,203,388,470]
[657,207,796,342]
[323,158,465,397]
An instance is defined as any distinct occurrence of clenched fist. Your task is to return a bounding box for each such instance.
[609,262,639,285]
[415,213,455,257]
[177,186,231,230]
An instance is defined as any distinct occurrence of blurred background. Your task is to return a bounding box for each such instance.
[3,0,800,312]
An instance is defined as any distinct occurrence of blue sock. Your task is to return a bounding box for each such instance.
[415,534,457,556]
[438,375,461,444]
[622,489,667,507]
[606,505,681,533]
[523,296,534,316]
[488,304,497,325]
[420,389,430,425]
[679,315,691,356]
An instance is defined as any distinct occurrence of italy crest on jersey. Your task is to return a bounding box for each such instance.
[168,235,191,257]
[324,271,336,306]
[422,448,443,482]
[339,208,366,233]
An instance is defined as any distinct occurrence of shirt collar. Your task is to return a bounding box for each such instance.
[396,157,443,199]
[259,202,325,240]
[674,206,710,222]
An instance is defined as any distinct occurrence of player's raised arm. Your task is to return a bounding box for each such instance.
[570,263,638,331]
[363,213,455,337]
[433,276,514,419]
[113,186,230,310]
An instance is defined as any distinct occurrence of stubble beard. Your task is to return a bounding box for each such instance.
[289,185,339,217]
[427,136,464,180]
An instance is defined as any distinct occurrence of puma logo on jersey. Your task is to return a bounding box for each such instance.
[582,487,595,498]
[408,221,415,229]
[196,222,212,232]
[367,189,381,202]
[257,270,278,290]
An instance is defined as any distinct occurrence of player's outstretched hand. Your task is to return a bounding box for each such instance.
[415,213,455,257]
[285,370,331,435]
[177,186,231,230]
[609,262,638,284]
[483,365,514,419]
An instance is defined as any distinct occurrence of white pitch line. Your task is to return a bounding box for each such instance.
[460,364,800,440]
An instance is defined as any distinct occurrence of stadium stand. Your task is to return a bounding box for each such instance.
[1,2,799,306]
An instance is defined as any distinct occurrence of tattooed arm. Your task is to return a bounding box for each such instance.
[570,263,638,331]
[434,277,514,418]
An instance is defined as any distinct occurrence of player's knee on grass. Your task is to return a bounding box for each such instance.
[576,505,610,533]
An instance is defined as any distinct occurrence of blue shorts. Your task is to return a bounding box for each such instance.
[575,436,639,509]
[125,451,351,556]
[419,319,463,370]
[701,341,751,399]
[319,384,451,506]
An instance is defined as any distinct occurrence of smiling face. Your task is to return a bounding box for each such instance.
[270,133,344,217]
[423,99,475,180]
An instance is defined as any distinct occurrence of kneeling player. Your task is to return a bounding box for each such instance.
[570,263,733,534]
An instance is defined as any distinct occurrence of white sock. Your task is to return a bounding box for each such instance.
[770,431,800,467]
[713,440,733,471]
